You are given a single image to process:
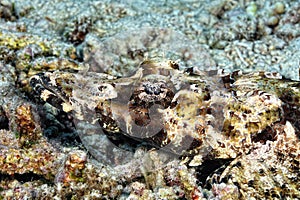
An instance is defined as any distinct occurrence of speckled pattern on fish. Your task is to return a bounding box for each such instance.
[30,60,300,168]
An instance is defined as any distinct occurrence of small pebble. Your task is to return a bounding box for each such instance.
[274,2,285,14]
[246,2,258,16]
[266,16,279,26]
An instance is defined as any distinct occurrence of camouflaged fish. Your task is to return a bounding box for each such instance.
[30,60,300,166]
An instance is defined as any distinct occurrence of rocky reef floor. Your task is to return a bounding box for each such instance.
[0,0,299,199]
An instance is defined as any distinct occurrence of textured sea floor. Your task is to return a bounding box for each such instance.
[0,0,300,199]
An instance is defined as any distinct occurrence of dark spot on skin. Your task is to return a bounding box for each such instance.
[252,124,278,143]
[233,181,241,189]
[281,184,287,189]
[203,92,211,101]
[98,85,107,91]
[248,180,255,187]
[244,109,252,114]
[259,168,264,175]
[242,113,247,119]
[197,108,206,115]
[187,138,203,151]
[233,161,242,168]
[206,107,212,114]
[270,167,276,173]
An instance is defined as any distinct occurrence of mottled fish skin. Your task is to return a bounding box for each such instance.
[30,60,300,166]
